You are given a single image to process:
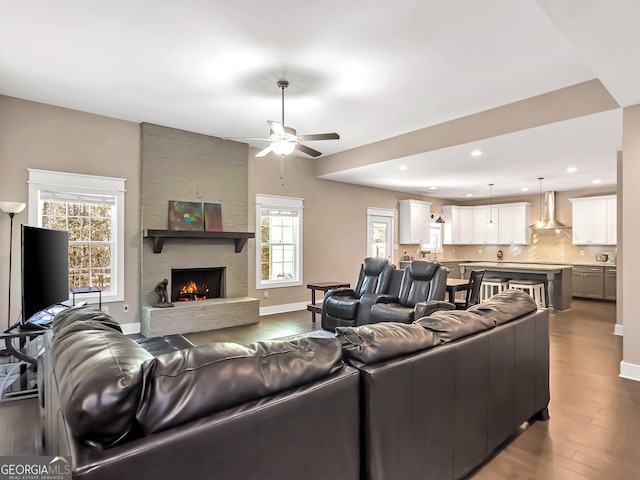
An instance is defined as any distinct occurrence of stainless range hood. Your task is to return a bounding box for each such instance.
[530,191,570,230]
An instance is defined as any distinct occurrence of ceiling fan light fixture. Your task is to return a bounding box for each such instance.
[272,140,295,156]
[235,80,339,160]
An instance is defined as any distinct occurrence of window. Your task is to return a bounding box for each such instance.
[28,169,126,302]
[255,194,303,289]
[420,222,443,255]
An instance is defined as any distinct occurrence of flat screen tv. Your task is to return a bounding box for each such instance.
[21,225,69,323]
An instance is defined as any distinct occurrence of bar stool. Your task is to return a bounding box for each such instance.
[480,278,510,302]
[508,279,546,309]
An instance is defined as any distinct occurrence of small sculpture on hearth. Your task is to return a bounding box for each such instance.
[153,278,174,308]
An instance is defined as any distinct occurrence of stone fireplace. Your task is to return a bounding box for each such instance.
[139,123,259,336]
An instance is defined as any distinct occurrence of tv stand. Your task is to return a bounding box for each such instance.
[0,329,48,401]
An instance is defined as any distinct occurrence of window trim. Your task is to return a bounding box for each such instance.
[255,193,303,289]
[27,169,126,303]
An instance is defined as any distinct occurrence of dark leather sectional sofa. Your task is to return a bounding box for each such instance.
[38,289,549,480]
[39,308,360,480]
[337,289,550,479]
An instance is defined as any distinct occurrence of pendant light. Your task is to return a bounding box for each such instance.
[535,177,545,229]
[487,183,495,228]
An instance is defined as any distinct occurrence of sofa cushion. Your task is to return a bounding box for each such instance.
[136,337,343,434]
[336,322,440,367]
[51,327,153,448]
[467,289,537,325]
[52,305,123,337]
[415,310,495,343]
[369,303,415,324]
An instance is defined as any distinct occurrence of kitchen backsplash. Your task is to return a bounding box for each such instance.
[400,229,616,265]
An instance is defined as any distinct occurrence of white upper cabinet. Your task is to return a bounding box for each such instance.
[399,199,432,244]
[498,203,531,245]
[570,195,617,245]
[442,202,530,245]
[442,205,470,244]
[472,206,500,244]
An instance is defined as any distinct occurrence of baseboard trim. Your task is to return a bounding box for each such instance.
[260,301,308,316]
[614,324,624,336]
[620,361,640,382]
[122,322,141,335]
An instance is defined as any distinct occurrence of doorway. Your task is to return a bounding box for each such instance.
[367,208,395,264]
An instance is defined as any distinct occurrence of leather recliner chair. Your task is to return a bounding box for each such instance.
[368,260,453,324]
[321,257,396,331]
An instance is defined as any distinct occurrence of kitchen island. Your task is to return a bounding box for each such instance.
[459,262,573,310]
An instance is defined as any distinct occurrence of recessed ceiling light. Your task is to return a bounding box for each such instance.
[567,167,577,173]
[521,187,529,192]
[470,149,483,157]
[593,179,602,184]
[399,165,408,171]
[466,193,473,197]
[429,186,437,191]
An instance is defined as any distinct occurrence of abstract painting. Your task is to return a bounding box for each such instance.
[204,202,223,232]
[168,201,203,231]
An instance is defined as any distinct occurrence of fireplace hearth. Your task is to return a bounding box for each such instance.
[171,267,225,303]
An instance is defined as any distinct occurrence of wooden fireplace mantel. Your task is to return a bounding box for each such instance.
[144,229,255,254]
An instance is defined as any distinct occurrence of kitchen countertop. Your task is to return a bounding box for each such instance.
[571,262,617,267]
[400,259,615,267]
[458,261,574,310]
[459,262,574,271]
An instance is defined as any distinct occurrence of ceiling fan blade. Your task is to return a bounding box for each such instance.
[255,145,274,157]
[296,143,322,158]
[268,121,286,136]
[298,133,340,142]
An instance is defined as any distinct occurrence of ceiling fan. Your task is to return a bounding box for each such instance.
[245,80,340,158]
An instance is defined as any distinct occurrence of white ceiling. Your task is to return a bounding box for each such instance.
[1,0,638,200]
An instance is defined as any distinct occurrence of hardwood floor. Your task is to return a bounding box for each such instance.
[0,395,40,456]
[184,310,316,345]
[2,300,639,480]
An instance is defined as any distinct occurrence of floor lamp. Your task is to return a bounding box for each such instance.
[0,201,26,332]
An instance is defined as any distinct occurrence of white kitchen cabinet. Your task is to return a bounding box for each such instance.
[498,203,531,245]
[442,205,473,244]
[443,202,529,245]
[472,206,499,244]
[570,195,616,245]
[399,199,432,244]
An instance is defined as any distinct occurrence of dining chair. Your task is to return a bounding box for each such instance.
[455,269,485,309]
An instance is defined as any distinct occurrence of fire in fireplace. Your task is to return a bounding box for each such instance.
[171,267,225,303]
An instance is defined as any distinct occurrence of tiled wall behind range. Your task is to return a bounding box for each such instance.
[440,229,615,265]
